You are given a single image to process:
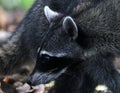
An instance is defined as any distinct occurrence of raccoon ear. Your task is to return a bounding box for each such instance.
[44,6,59,22]
[63,16,78,40]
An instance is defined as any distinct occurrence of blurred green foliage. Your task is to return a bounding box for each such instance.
[0,0,34,10]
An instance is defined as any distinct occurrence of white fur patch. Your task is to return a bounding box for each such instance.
[40,50,67,57]
[44,6,59,22]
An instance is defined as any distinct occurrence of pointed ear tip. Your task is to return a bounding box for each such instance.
[63,16,78,32]
[64,16,73,21]
[63,16,76,25]
[44,6,49,12]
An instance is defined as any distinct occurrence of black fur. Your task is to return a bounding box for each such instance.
[0,0,120,93]
[28,0,120,93]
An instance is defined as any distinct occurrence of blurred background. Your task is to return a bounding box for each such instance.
[0,0,34,32]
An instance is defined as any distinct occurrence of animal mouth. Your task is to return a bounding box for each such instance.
[27,56,70,86]
[41,66,68,84]
[43,67,69,92]
[36,56,80,84]
[28,54,81,87]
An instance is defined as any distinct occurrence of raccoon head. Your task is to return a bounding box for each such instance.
[27,6,83,86]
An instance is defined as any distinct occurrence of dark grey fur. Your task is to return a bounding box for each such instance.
[27,0,120,93]
[0,0,120,93]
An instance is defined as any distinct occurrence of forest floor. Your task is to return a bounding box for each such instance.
[0,71,112,93]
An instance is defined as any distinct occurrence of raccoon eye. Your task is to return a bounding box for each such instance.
[63,16,78,40]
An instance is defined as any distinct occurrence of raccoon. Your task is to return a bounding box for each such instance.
[0,0,120,93]
[27,0,120,93]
